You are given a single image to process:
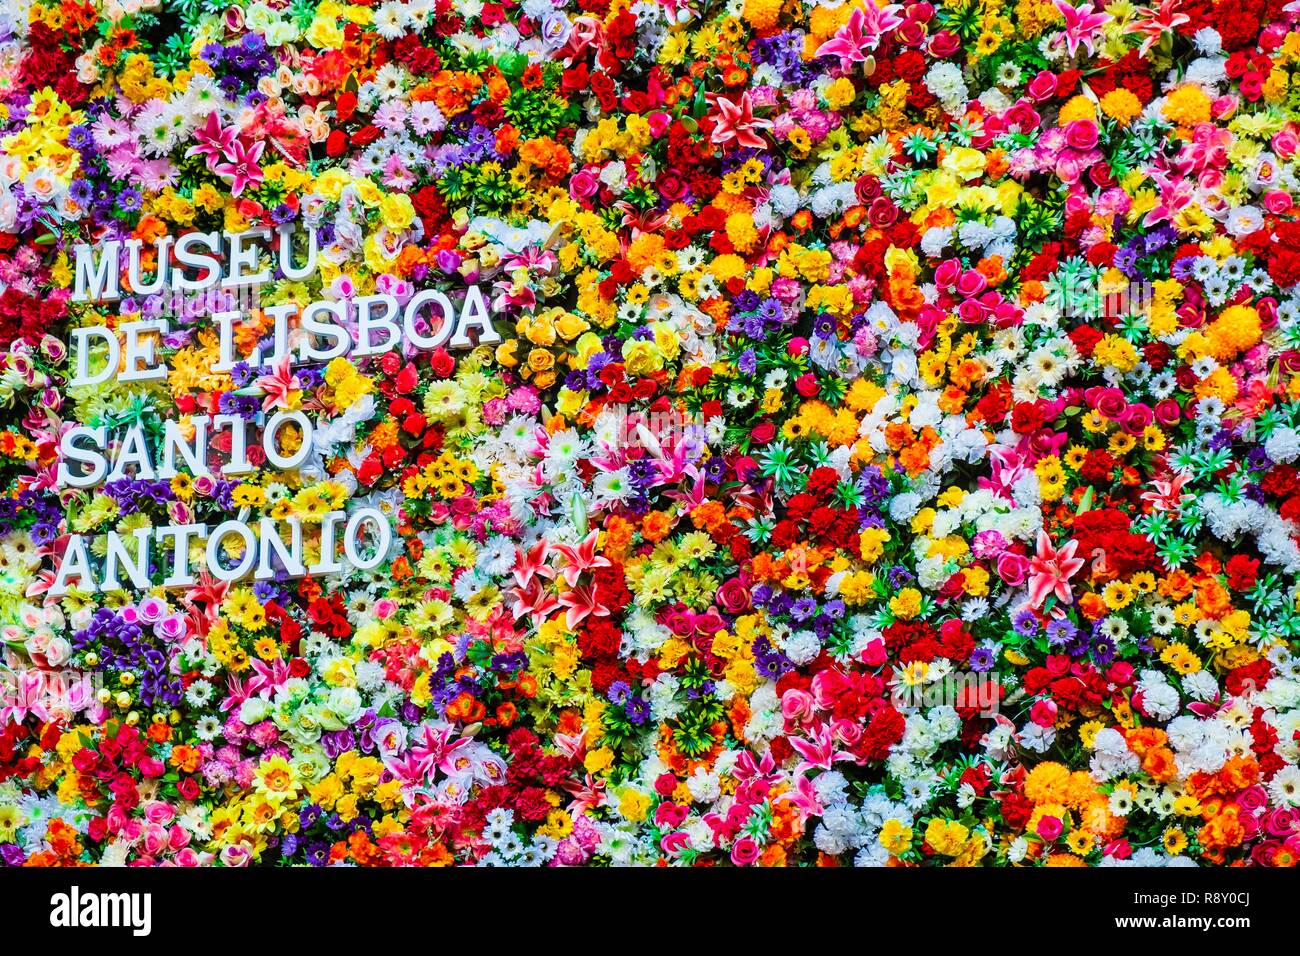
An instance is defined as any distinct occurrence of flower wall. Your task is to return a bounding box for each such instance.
[2,0,1300,867]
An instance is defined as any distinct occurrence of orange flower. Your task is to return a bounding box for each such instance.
[1077,591,1108,619]
[1195,580,1232,620]
[690,500,727,532]
[641,510,672,543]
[1142,746,1177,782]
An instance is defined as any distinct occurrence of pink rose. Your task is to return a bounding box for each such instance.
[730,836,762,866]
[1154,399,1183,426]
[660,832,692,857]
[780,688,816,727]
[1025,70,1058,102]
[1005,101,1041,132]
[1030,698,1058,728]
[934,258,963,289]
[1121,403,1154,434]
[1064,120,1098,150]
[1036,816,1063,841]
[895,19,928,46]
[1266,190,1293,215]
[569,167,599,200]
[1273,128,1298,158]
[955,269,987,297]
[717,578,751,614]
[1089,386,1128,421]
[996,552,1030,587]
[927,30,961,58]
[144,801,175,825]
[868,196,898,227]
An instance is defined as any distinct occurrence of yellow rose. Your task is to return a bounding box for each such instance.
[495,340,520,367]
[521,315,557,346]
[526,348,555,373]
[942,146,986,181]
[622,339,662,377]
[555,311,590,341]
[379,193,416,230]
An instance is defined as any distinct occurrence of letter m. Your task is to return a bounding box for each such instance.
[73,240,121,303]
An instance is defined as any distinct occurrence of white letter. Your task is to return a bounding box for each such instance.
[173,231,221,291]
[107,424,156,481]
[213,415,253,476]
[352,294,400,357]
[212,310,241,373]
[263,411,312,470]
[448,285,500,350]
[159,523,204,587]
[159,416,210,480]
[70,327,121,387]
[298,300,349,362]
[251,303,296,368]
[308,511,346,574]
[278,224,318,281]
[50,536,96,597]
[225,228,270,287]
[102,528,152,591]
[73,241,121,303]
[257,517,305,579]
[207,520,256,582]
[118,320,168,384]
[403,289,455,350]
[124,237,172,296]
[343,507,391,571]
[56,425,108,489]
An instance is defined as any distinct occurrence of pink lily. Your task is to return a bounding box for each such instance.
[551,529,611,587]
[0,669,50,725]
[184,571,230,623]
[185,112,240,165]
[1133,0,1190,56]
[563,773,607,813]
[219,673,253,713]
[383,751,430,794]
[814,1,904,67]
[705,92,772,151]
[254,354,301,413]
[507,578,561,622]
[1141,472,1190,512]
[1027,530,1086,609]
[788,722,856,774]
[213,137,266,197]
[512,539,555,589]
[776,773,825,820]
[247,657,290,698]
[409,721,474,777]
[1051,0,1112,58]
[558,583,610,630]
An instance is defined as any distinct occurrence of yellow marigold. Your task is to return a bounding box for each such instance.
[1100,88,1142,126]
[823,76,857,111]
[1162,85,1211,127]
[742,0,783,31]
[709,253,747,282]
[924,818,970,856]
[726,211,760,254]
[626,232,668,273]
[1204,304,1263,361]
[1024,761,1071,804]
[1057,94,1096,125]
[889,587,922,620]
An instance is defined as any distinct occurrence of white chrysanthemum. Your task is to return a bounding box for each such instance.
[1266,426,1300,464]
[1193,27,1222,55]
